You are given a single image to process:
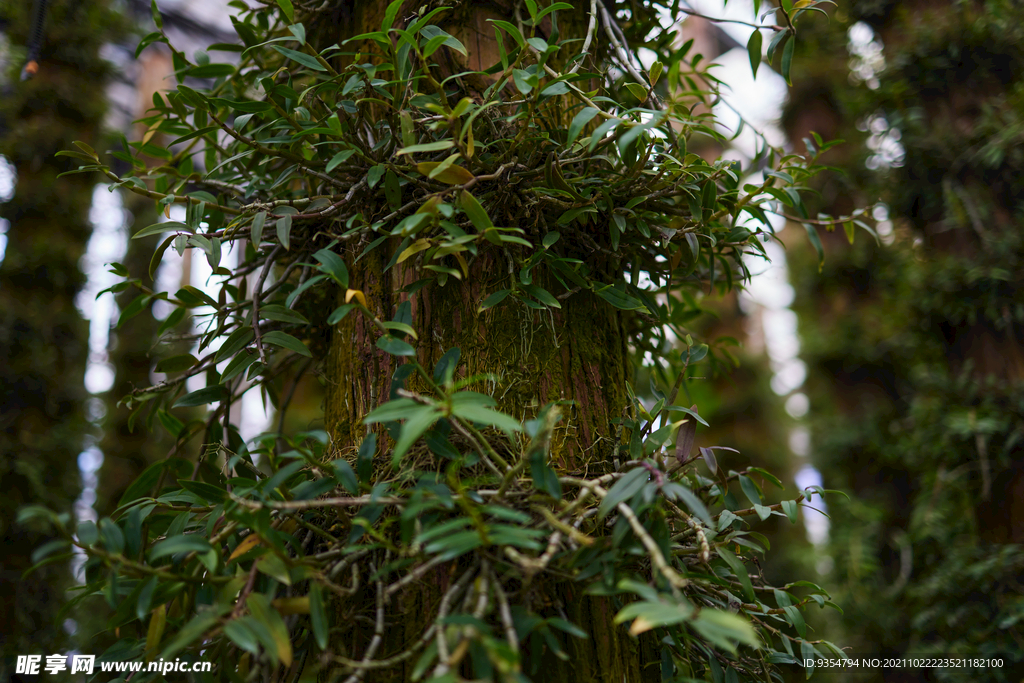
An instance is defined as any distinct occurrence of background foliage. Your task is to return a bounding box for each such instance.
[783,1,1024,679]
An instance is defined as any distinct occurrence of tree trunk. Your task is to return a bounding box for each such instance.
[324,249,630,472]
[0,0,113,655]
[314,3,660,680]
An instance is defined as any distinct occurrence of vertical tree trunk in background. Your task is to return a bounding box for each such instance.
[316,3,658,680]
[785,0,1024,674]
[0,0,114,656]
[96,48,177,518]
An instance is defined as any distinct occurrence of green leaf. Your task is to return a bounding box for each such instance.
[331,459,359,495]
[364,398,418,423]
[149,234,176,279]
[385,169,402,209]
[747,30,763,78]
[309,583,329,649]
[460,191,496,233]
[119,458,191,507]
[178,479,227,503]
[614,599,693,632]
[173,385,227,408]
[149,534,214,560]
[262,331,313,357]
[784,603,807,638]
[381,0,402,32]
[449,401,521,434]
[222,351,258,382]
[488,19,525,47]
[314,248,350,287]
[271,45,326,71]
[566,107,599,147]
[116,294,151,329]
[215,328,255,363]
[666,404,709,427]
[625,82,648,101]
[393,406,443,465]
[326,149,355,173]
[667,483,713,526]
[276,0,294,22]
[689,609,760,653]
[649,60,663,86]
[77,520,98,545]
[595,285,648,312]
[530,449,561,499]
[251,211,266,245]
[419,26,468,57]
[136,577,158,620]
[376,335,416,357]
[597,466,649,520]
[512,69,535,95]
[224,619,262,655]
[781,499,799,524]
[160,610,224,660]
[276,215,292,250]
[397,140,454,155]
[155,354,198,373]
[367,165,386,188]
[781,32,796,85]
[589,118,619,152]
[478,289,510,312]
[803,223,824,271]
[739,474,763,506]
[247,593,293,667]
[327,304,356,324]
[188,63,236,79]
[259,304,309,325]
[285,273,327,308]
[134,221,187,239]
[717,547,754,602]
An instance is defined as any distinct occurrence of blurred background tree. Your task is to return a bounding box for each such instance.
[783,0,1024,678]
[0,0,120,659]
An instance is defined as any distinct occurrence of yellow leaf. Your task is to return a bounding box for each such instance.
[416,196,441,216]
[466,126,475,159]
[629,616,653,636]
[146,604,167,660]
[417,161,475,185]
[272,597,311,615]
[454,252,469,278]
[142,123,160,147]
[397,239,432,264]
[228,532,263,562]
[345,289,367,307]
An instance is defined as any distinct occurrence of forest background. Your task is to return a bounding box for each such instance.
[0,0,1022,681]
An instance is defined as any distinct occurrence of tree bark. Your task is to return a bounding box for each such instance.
[314,3,661,680]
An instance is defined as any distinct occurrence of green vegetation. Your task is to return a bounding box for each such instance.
[785,1,1024,679]
[14,0,868,680]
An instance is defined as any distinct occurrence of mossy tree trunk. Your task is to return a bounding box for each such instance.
[315,2,660,680]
